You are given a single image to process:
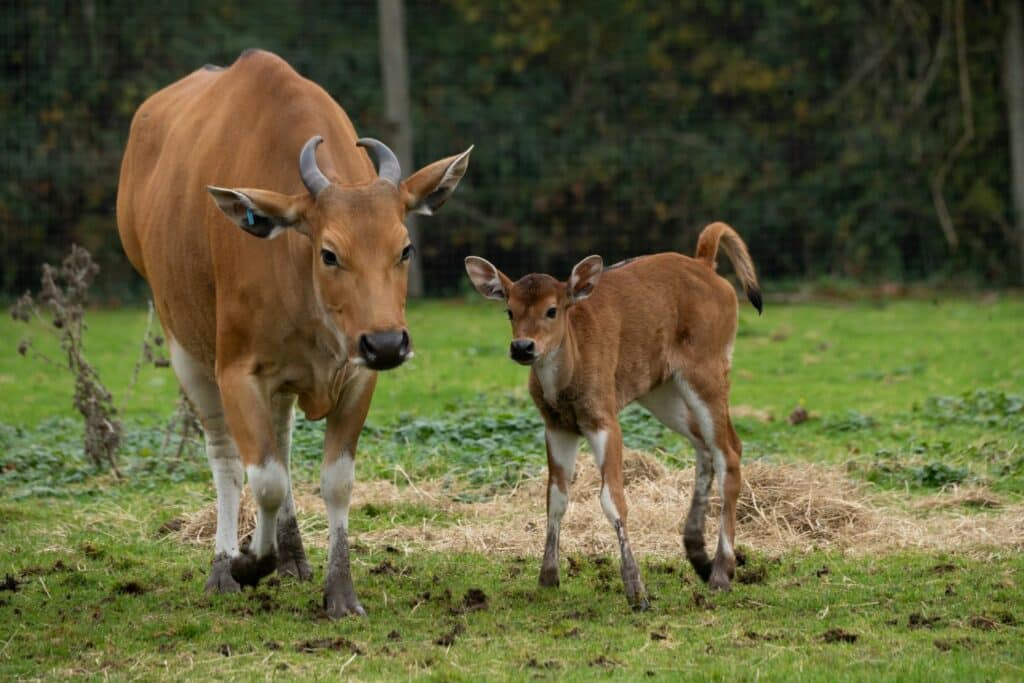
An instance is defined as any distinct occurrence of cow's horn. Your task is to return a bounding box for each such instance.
[356,137,402,186]
[299,136,330,197]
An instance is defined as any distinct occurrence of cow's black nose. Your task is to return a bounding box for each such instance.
[359,330,410,370]
[509,338,537,363]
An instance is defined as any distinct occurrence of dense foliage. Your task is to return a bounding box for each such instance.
[1,1,1018,296]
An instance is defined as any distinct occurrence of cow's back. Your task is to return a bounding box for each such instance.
[117,50,374,366]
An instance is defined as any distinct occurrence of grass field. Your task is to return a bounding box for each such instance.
[2,295,1023,680]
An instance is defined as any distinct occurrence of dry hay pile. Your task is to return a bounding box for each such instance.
[172,450,1024,559]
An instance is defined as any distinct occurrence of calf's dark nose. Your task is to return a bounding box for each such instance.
[359,330,410,370]
[509,338,536,361]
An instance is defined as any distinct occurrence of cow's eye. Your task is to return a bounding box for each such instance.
[506,309,513,321]
[400,244,415,263]
[321,249,339,267]
[546,307,557,319]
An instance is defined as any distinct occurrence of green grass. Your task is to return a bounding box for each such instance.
[2,295,1024,680]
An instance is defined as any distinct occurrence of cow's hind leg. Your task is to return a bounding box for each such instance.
[321,368,377,619]
[271,394,312,580]
[170,340,245,593]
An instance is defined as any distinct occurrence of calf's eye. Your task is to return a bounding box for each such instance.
[546,307,557,319]
[321,249,339,267]
[400,244,414,263]
[506,309,513,321]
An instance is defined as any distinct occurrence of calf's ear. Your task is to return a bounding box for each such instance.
[568,255,603,303]
[464,256,511,301]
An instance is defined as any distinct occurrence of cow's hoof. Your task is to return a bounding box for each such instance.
[276,516,313,580]
[229,549,276,588]
[324,591,367,619]
[708,571,732,592]
[277,556,313,581]
[205,553,242,593]
[538,566,560,588]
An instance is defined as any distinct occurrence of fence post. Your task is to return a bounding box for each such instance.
[378,0,423,297]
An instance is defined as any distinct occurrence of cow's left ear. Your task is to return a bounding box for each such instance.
[207,187,313,239]
[402,146,473,216]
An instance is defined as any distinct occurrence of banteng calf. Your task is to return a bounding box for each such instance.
[465,222,761,609]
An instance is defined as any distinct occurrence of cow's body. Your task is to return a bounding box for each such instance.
[117,50,471,617]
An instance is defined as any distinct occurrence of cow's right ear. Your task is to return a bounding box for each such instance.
[464,256,512,301]
[207,186,313,239]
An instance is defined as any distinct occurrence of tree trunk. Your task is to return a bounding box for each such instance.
[377,0,423,297]
[1007,0,1024,284]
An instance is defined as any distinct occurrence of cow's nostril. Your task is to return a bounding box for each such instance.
[399,329,411,357]
[359,334,376,361]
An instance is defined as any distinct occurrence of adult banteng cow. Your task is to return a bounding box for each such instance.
[117,49,472,618]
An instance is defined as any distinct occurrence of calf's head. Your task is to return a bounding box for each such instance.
[464,255,603,365]
[209,136,471,370]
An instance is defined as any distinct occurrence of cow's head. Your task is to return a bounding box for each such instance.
[209,136,471,370]
[463,255,602,365]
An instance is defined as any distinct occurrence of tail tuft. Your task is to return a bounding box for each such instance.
[695,222,762,314]
[747,287,763,315]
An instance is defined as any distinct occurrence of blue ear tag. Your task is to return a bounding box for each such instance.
[246,208,255,226]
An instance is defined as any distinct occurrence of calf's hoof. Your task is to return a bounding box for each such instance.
[538,566,560,588]
[629,594,651,612]
[205,553,241,593]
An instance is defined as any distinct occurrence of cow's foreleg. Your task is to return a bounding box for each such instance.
[271,393,312,580]
[322,369,376,619]
[586,422,649,611]
[539,427,578,588]
[218,366,283,588]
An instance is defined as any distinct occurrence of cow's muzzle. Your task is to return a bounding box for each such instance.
[359,330,411,371]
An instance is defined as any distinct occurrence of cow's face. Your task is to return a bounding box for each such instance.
[464,255,603,365]
[209,136,471,370]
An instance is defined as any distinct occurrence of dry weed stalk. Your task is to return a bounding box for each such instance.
[10,245,122,477]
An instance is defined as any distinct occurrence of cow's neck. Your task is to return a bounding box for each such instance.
[533,325,579,406]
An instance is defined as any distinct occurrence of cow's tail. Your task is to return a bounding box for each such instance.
[695,222,762,314]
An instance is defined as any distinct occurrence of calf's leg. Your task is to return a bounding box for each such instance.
[585,422,649,611]
[539,427,579,587]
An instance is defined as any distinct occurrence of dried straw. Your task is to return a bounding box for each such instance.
[172,449,1024,559]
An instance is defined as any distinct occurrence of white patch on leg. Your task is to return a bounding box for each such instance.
[210,456,243,556]
[583,429,608,471]
[169,339,244,558]
[247,460,288,558]
[637,380,699,446]
[599,484,620,524]
[548,482,568,529]
[321,453,355,556]
[676,373,733,559]
[546,427,578,480]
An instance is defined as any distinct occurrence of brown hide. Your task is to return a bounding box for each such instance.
[117,50,428,420]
